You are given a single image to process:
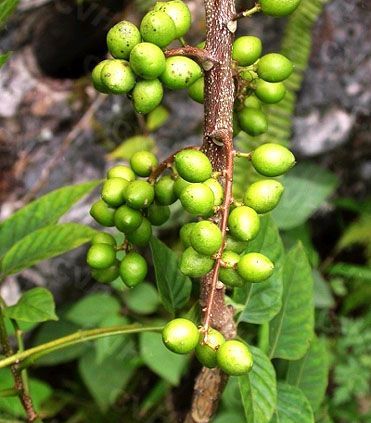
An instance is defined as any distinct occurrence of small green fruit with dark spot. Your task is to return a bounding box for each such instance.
[161,56,202,90]
[92,60,111,93]
[125,180,155,209]
[237,252,274,283]
[153,1,192,38]
[244,180,284,214]
[140,11,176,48]
[162,318,199,354]
[130,42,166,80]
[216,340,253,376]
[195,328,225,368]
[175,149,212,183]
[228,206,260,242]
[132,79,164,114]
[251,143,296,177]
[106,20,141,59]
[130,151,158,177]
[101,60,136,94]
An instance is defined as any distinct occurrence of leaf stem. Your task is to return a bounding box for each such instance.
[232,3,261,21]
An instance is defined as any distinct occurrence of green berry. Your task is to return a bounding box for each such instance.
[238,252,274,283]
[257,53,293,83]
[114,205,143,233]
[107,165,136,181]
[219,251,245,288]
[228,206,260,242]
[225,236,248,254]
[175,149,212,183]
[129,42,166,79]
[87,243,116,269]
[155,175,177,205]
[188,77,204,104]
[101,60,136,94]
[140,10,176,48]
[232,36,262,66]
[260,0,301,17]
[162,318,199,354]
[255,79,286,104]
[195,328,225,368]
[106,20,141,60]
[238,107,268,136]
[174,175,192,197]
[153,1,192,38]
[244,180,284,214]
[204,178,223,206]
[101,177,129,207]
[190,221,222,256]
[91,232,116,246]
[216,340,253,376]
[132,79,164,114]
[180,183,215,217]
[161,56,202,90]
[243,95,261,109]
[90,199,116,227]
[130,151,158,177]
[180,247,214,277]
[120,251,148,287]
[147,203,170,226]
[125,180,155,209]
[92,60,111,93]
[126,217,152,247]
[251,143,296,177]
[179,222,197,248]
[91,260,120,283]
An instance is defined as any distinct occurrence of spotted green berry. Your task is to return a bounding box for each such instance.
[195,328,225,368]
[92,60,111,93]
[238,252,274,283]
[153,0,192,38]
[132,79,164,114]
[101,177,129,207]
[251,143,296,177]
[190,221,222,256]
[175,149,212,183]
[255,79,286,104]
[216,340,253,376]
[130,151,158,177]
[244,180,284,214]
[114,205,143,233]
[232,36,262,66]
[161,56,202,90]
[87,243,116,269]
[180,247,214,278]
[125,180,155,209]
[162,318,199,354]
[257,53,293,83]
[238,107,268,136]
[180,183,215,216]
[90,199,116,227]
[106,20,141,60]
[228,206,260,242]
[101,60,136,94]
[219,251,245,288]
[140,10,176,48]
[129,42,166,80]
[120,251,148,287]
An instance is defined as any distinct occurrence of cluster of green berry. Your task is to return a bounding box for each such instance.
[91,1,203,114]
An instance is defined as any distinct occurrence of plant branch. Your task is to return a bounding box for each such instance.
[165,46,217,70]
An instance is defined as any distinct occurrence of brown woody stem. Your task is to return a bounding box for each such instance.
[165,46,217,70]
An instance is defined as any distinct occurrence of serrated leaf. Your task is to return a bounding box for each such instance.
[0,0,18,28]
[286,337,329,411]
[270,383,314,423]
[3,288,57,323]
[0,52,10,68]
[146,105,169,132]
[150,237,192,313]
[139,332,187,385]
[239,346,277,423]
[272,163,338,230]
[0,180,100,258]
[107,135,155,160]
[269,243,314,360]
[0,223,96,276]
[234,216,284,324]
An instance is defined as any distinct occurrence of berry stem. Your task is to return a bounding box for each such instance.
[164,45,217,69]
[232,3,262,21]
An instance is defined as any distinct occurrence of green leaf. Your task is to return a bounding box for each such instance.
[107,135,155,160]
[0,180,100,258]
[65,293,121,327]
[239,346,277,423]
[150,237,192,313]
[3,288,57,323]
[269,243,314,360]
[0,0,18,28]
[329,263,371,282]
[125,282,160,315]
[139,331,188,385]
[286,337,329,411]
[146,105,169,132]
[0,52,10,68]
[0,223,96,276]
[272,163,338,230]
[270,383,314,423]
[234,216,284,324]
[336,214,371,256]
[214,412,245,423]
[313,269,335,309]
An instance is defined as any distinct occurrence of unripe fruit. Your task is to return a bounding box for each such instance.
[106,20,141,60]
[219,251,245,288]
[125,180,155,209]
[126,217,152,247]
[180,247,214,278]
[140,11,176,48]
[251,143,296,177]
[154,1,192,38]
[129,42,166,80]
[87,243,116,269]
[260,0,301,17]
[174,176,191,197]
[130,151,158,177]
[232,36,262,66]
[204,178,223,206]
[161,56,202,90]
[162,318,199,354]
[90,200,115,227]
[120,251,148,287]
[175,150,212,183]
[216,340,253,376]
[132,79,164,114]
[91,260,120,283]
[244,95,261,109]
[180,184,215,217]
[190,221,222,256]
[101,177,129,207]
[228,206,260,242]
[244,180,284,214]
[257,53,293,83]
[92,60,111,93]
[179,222,197,247]
[195,328,225,368]
[225,236,248,254]
[107,165,136,181]
[114,205,143,233]
[91,232,116,247]
[238,107,268,136]
[147,203,170,226]
[255,79,286,104]
[101,60,136,94]
[238,252,274,283]
[155,175,177,205]
[188,77,204,104]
